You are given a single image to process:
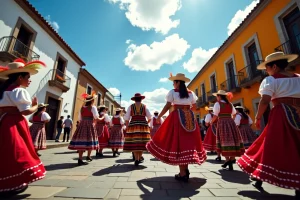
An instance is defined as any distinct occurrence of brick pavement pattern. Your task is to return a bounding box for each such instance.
[3,147,296,200]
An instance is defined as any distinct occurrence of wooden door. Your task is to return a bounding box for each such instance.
[227,61,236,90]
[46,97,60,139]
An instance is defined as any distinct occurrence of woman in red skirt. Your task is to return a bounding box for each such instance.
[149,111,163,138]
[96,105,111,157]
[0,59,46,196]
[202,107,217,152]
[236,52,300,197]
[109,108,125,157]
[146,73,206,182]
[234,106,256,148]
[69,92,102,165]
[210,90,244,171]
[29,103,51,156]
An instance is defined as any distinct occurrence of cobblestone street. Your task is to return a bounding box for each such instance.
[4,147,296,200]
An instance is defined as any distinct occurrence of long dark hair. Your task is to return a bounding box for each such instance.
[154,113,158,116]
[134,97,142,102]
[33,106,45,116]
[175,80,189,99]
[0,72,29,100]
[236,108,249,120]
[85,99,93,107]
[218,95,229,104]
[116,111,121,115]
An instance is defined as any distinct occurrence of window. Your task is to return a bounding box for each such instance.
[111,105,114,115]
[283,7,300,54]
[194,88,199,97]
[97,93,102,106]
[57,57,66,73]
[86,84,92,95]
[210,74,217,92]
[201,83,206,101]
[54,53,68,82]
[226,60,237,90]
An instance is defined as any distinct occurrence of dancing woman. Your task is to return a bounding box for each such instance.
[96,105,111,157]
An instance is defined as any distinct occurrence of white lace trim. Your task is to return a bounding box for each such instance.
[150,139,204,154]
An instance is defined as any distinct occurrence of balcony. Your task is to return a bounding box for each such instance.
[48,69,71,92]
[207,87,218,103]
[275,33,300,70]
[220,75,241,93]
[196,95,208,109]
[0,36,40,62]
[238,61,267,88]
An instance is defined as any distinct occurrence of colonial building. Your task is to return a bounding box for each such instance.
[0,0,85,139]
[188,0,300,133]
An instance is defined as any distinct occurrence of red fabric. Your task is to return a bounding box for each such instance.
[203,123,217,151]
[6,85,20,91]
[237,104,300,190]
[146,110,207,165]
[239,114,249,125]
[96,114,110,149]
[32,114,42,122]
[152,117,161,126]
[0,112,46,191]
[81,107,93,117]
[112,117,121,125]
[272,73,299,79]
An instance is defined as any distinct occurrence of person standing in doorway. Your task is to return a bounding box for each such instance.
[63,115,73,142]
[55,116,64,142]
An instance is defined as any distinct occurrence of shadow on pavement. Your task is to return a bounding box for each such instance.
[210,169,251,184]
[93,164,147,176]
[137,177,207,199]
[238,190,295,200]
[54,151,77,155]
[0,194,31,200]
[44,163,78,171]
[150,158,159,161]
[115,159,134,163]
[205,159,224,164]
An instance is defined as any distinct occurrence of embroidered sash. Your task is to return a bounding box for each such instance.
[177,109,196,132]
[281,104,300,131]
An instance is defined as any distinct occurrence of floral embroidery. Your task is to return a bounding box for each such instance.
[282,104,300,131]
[178,109,196,132]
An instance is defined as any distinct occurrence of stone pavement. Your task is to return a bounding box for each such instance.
[4,147,296,200]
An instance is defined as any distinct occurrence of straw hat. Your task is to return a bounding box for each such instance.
[0,59,46,78]
[257,52,298,70]
[131,93,145,101]
[82,91,97,102]
[235,106,244,109]
[98,105,107,109]
[168,73,190,83]
[213,90,228,96]
[38,103,49,108]
[115,108,123,112]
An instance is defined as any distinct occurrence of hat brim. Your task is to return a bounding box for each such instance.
[131,96,145,100]
[84,95,97,102]
[213,92,227,96]
[168,76,190,83]
[0,68,38,78]
[257,54,298,70]
[235,106,244,109]
[38,104,49,108]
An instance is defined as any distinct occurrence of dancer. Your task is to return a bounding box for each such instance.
[68,91,102,166]
[29,103,51,156]
[96,105,111,157]
[109,108,125,157]
[124,93,152,166]
[234,106,256,148]
[0,59,46,196]
[202,107,219,158]
[146,73,207,182]
[210,90,244,171]
[236,52,300,197]
[149,111,163,138]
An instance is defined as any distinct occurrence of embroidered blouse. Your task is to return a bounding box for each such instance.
[124,104,152,121]
[165,89,198,105]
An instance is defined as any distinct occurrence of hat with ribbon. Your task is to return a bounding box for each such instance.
[82,91,97,102]
[38,103,49,108]
[257,51,298,70]
[0,58,46,78]
[131,93,145,101]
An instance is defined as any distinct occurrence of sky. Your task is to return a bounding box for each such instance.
[28,0,259,114]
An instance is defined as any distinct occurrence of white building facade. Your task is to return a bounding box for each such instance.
[0,0,85,139]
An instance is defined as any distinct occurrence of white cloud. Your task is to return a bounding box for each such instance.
[125,34,190,71]
[126,39,132,44]
[183,47,218,73]
[159,77,169,82]
[227,0,259,36]
[142,88,169,115]
[120,100,130,108]
[108,0,181,34]
[45,15,59,32]
[108,87,121,96]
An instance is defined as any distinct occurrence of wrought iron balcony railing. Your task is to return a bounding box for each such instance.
[220,75,241,93]
[275,33,300,55]
[48,69,71,92]
[196,95,208,108]
[207,86,218,102]
[0,36,40,62]
[238,61,267,88]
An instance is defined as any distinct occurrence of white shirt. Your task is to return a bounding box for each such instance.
[204,113,213,123]
[100,112,111,123]
[213,100,236,116]
[124,104,152,121]
[110,115,125,126]
[29,112,51,122]
[0,87,31,112]
[259,74,300,99]
[149,116,164,128]
[166,90,198,105]
[234,114,253,126]
[78,106,99,120]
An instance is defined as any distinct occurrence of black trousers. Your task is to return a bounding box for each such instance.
[63,127,71,142]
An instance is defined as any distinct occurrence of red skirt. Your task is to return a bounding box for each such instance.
[108,126,124,148]
[0,113,46,191]
[238,125,256,148]
[146,109,207,165]
[30,123,46,150]
[203,124,217,151]
[237,103,300,190]
[96,123,110,148]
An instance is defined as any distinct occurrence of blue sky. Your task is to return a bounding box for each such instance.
[28,0,259,112]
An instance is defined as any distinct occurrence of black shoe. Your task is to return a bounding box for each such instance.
[232,159,236,163]
[253,180,263,190]
[132,152,135,161]
[228,161,234,171]
[55,140,59,142]
[221,160,231,169]
[113,152,116,157]
[175,173,189,183]
[99,153,103,157]
[78,159,88,166]
[139,159,144,163]
[96,152,99,157]
[215,156,221,161]
[62,141,65,142]
[185,169,190,178]
[116,152,120,155]
[37,152,41,157]
[86,157,93,162]
[135,160,139,166]
[295,190,300,199]
[0,185,28,197]
[140,156,144,161]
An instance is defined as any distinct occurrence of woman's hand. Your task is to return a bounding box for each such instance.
[32,97,38,106]
[255,118,261,129]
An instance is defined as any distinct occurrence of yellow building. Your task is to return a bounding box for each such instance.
[188,0,300,132]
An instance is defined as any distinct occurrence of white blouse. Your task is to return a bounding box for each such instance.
[234,114,253,126]
[213,100,236,116]
[149,116,164,128]
[124,104,152,121]
[110,115,125,126]
[259,74,300,99]
[0,87,31,112]
[100,112,111,123]
[204,113,212,123]
[78,106,99,120]
[166,90,198,105]
[29,112,51,122]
